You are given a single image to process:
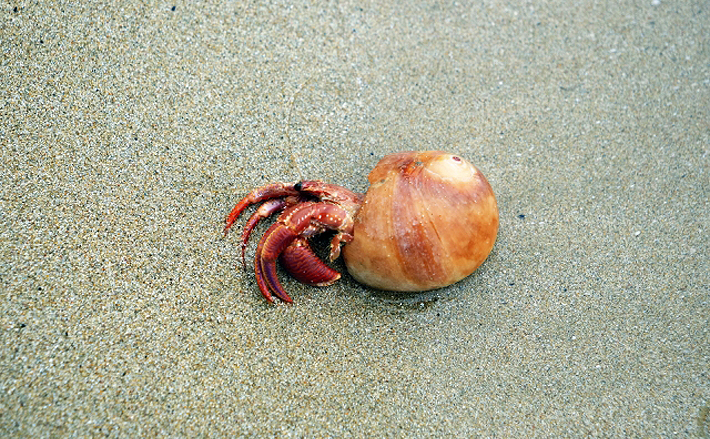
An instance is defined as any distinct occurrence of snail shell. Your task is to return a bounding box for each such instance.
[342,151,499,291]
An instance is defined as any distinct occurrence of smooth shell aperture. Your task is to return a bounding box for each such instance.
[342,151,499,291]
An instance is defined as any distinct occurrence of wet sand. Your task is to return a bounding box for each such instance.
[1,0,708,436]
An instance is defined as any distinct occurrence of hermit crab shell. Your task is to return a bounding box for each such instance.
[342,151,499,292]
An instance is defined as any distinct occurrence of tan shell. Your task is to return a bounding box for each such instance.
[342,151,499,291]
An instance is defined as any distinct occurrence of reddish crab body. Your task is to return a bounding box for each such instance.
[223,181,364,303]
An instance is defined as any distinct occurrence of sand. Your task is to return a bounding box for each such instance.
[1,0,708,436]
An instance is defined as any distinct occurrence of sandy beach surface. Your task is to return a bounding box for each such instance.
[2,0,708,436]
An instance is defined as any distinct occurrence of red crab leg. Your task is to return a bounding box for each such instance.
[238,196,303,268]
[328,232,354,261]
[255,223,297,303]
[223,182,299,235]
[255,202,353,303]
[280,237,341,286]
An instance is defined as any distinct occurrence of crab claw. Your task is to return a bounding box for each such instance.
[253,201,353,303]
[280,237,341,286]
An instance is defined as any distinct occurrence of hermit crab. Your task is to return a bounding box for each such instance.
[224,151,499,303]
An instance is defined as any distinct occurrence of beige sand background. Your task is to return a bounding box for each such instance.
[2,0,708,436]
